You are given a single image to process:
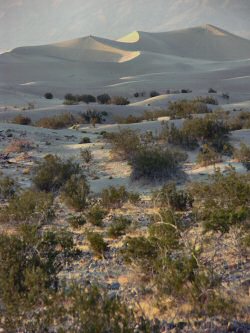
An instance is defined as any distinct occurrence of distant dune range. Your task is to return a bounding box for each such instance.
[1,25,250,97]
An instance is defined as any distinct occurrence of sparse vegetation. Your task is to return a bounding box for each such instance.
[130,147,186,181]
[111,96,130,105]
[12,114,31,125]
[87,205,107,227]
[0,189,54,223]
[87,231,107,256]
[33,154,81,192]
[35,113,77,129]
[97,94,111,104]
[196,144,222,166]
[0,175,18,199]
[61,174,89,211]
[101,186,130,209]
[234,143,250,170]
[44,92,54,99]
[108,216,131,238]
[67,215,86,229]
[79,137,91,144]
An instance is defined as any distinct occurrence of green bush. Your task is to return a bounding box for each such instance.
[196,144,222,166]
[0,175,18,199]
[67,215,86,229]
[87,232,107,256]
[130,147,185,181]
[87,205,107,227]
[107,216,131,238]
[154,182,193,211]
[44,92,53,99]
[79,137,91,144]
[33,155,81,192]
[161,114,230,151]
[97,94,111,104]
[167,99,211,119]
[0,225,74,321]
[105,129,141,160]
[101,186,129,209]
[190,168,250,233]
[234,143,250,170]
[79,94,96,104]
[0,189,54,223]
[61,174,89,211]
[12,114,31,125]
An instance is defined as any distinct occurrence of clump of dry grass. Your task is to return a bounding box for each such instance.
[5,139,34,153]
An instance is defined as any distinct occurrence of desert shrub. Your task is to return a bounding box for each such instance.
[107,216,131,238]
[0,225,74,324]
[33,155,80,192]
[195,96,218,105]
[234,143,250,170]
[18,285,137,333]
[44,92,53,99]
[64,93,77,102]
[130,147,185,181]
[128,192,140,205]
[87,205,107,227]
[12,114,31,125]
[111,96,130,105]
[87,232,107,256]
[182,115,229,152]
[196,144,222,166]
[5,139,34,153]
[0,189,54,223]
[167,100,211,119]
[61,174,89,211]
[228,112,250,130]
[190,168,250,233]
[222,93,230,100]
[122,210,230,315]
[101,186,129,209]
[79,137,91,144]
[79,109,104,124]
[78,94,96,104]
[63,99,79,105]
[115,114,142,124]
[150,91,160,98]
[122,236,157,270]
[97,94,111,104]
[153,182,193,211]
[35,113,77,129]
[80,148,93,164]
[67,215,86,229]
[0,176,18,199]
[105,129,141,160]
[161,123,198,149]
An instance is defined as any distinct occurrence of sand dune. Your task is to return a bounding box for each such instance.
[118,25,250,61]
[1,25,250,99]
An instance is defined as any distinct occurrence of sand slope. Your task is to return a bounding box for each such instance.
[1,25,250,99]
